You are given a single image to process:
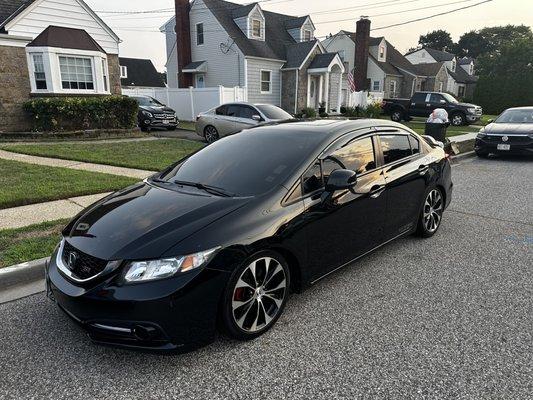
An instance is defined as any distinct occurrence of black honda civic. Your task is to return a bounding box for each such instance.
[46,119,453,351]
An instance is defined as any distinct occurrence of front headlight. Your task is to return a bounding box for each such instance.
[142,110,153,118]
[123,247,220,283]
[467,108,477,114]
[477,127,486,138]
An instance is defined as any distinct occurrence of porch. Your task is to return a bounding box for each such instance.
[305,53,345,113]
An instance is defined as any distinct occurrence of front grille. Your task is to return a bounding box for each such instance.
[486,135,531,144]
[154,113,175,119]
[62,241,108,280]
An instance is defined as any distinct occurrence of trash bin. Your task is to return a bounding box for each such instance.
[424,122,448,142]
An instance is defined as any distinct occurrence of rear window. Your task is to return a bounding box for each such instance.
[380,135,412,164]
[412,93,427,102]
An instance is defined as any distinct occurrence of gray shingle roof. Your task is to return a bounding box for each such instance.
[27,26,105,52]
[369,54,401,76]
[384,40,419,75]
[414,62,444,77]
[459,57,473,65]
[282,40,317,69]
[308,52,337,69]
[231,3,257,19]
[424,48,455,62]
[119,57,166,88]
[284,16,308,29]
[0,0,35,30]
[369,37,384,46]
[448,67,478,84]
[183,61,206,70]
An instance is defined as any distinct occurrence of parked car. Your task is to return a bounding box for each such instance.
[130,95,178,132]
[46,119,452,352]
[195,102,293,143]
[475,107,533,158]
[383,92,482,126]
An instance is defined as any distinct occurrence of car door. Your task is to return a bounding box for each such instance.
[233,105,262,132]
[299,133,388,281]
[212,105,237,136]
[410,92,429,117]
[378,131,428,240]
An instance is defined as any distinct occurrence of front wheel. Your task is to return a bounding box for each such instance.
[417,188,444,237]
[391,109,403,122]
[450,113,466,126]
[204,125,219,144]
[221,251,290,341]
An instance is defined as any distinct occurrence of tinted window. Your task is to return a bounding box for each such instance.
[238,106,257,120]
[159,130,323,196]
[409,135,420,155]
[412,93,427,102]
[302,162,322,195]
[255,105,292,120]
[215,105,227,115]
[133,96,164,107]
[226,105,240,117]
[429,94,443,103]
[380,135,412,164]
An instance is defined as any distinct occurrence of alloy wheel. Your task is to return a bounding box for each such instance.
[231,257,287,333]
[204,126,219,144]
[423,189,444,233]
[451,114,464,126]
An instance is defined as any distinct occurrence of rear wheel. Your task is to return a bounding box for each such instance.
[204,125,219,144]
[417,188,444,237]
[221,251,290,340]
[391,109,403,122]
[450,112,466,126]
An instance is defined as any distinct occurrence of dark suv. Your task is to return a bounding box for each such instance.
[131,96,178,132]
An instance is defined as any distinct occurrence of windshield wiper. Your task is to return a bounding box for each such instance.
[173,180,234,197]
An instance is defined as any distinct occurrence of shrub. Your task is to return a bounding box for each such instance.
[23,96,138,132]
[319,112,329,118]
[300,107,317,118]
[342,106,362,118]
[364,101,384,118]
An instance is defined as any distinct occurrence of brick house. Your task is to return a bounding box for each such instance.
[162,0,345,114]
[0,0,121,132]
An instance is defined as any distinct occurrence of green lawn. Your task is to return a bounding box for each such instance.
[0,159,137,209]
[399,120,481,137]
[479,114,499,125]
[1,139,203,172]
[179,120,196,131]
[0,219,68,268]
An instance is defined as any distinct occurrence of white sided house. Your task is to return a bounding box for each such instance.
[0,0,121,132]
[162,0,345,114]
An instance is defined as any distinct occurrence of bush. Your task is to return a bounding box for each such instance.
[319,112,329,118]
[300,107,317,118]
[23,96,138,132]
[342,106,363,118]
[342,101,383,118]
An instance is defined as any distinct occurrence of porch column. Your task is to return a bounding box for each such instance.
[324,72,330,112]
[337,73,342,112]
[318,75,323,108]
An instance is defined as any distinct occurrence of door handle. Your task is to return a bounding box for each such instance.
[369,185,386,199]
[418,165,429,175]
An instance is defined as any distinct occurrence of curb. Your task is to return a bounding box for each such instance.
[0,257,48,291]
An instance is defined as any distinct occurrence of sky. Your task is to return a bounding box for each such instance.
[86,0,533,71]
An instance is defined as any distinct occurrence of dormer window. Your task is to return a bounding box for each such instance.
[379,45,385,60]
[252,19,262,38]
[196,23,204,45]
[303,29,312,41]
[451,59,456,72]
[469,64,474,75]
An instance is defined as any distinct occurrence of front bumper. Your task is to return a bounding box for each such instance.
[46,248,229,352]
[475,135,533,155]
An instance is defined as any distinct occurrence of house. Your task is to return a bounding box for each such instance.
[405,48,478,99]
[322,20,448,104]
[119,57,166,89]
[162,0,345,114]
[0,0,121,132]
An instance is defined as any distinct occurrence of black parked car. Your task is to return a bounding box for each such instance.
[475,107,533,157]
[131,95,178,132]
[46,119,453,351]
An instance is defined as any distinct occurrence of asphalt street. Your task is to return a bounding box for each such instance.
[0,156,531,399]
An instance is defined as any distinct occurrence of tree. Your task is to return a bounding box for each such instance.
[454,31,488,58]
[418,30,454,51]
[474,38,533,114]
[456,25,533,58]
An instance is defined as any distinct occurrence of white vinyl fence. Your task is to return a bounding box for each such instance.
[122,86,247,121]
[348,91,384,108]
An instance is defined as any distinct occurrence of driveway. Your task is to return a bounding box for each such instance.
[0,156,531,399]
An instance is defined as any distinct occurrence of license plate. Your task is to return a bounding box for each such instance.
[162,120,169,124]
[497,144,510,151]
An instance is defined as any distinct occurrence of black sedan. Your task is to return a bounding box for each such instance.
[46,119,453,351]
[475,107,533,157]
[131,95,178,132]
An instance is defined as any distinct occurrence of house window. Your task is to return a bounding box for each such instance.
[389,80,397,96]
[32,53,47,90]
[195,74,205,88]
[469,64,474,75]
[252,19,262,38]
[260,70,271,93]
[120,65,128,79]
[451,59,456,72]
[372,80,381,91]
[196,23,204,45]
[379,46,385,60]
[303,29,312,41]
[438,82,444,92]
[102,59,109,92]
[59,56,94,90]
[458,86,465,98]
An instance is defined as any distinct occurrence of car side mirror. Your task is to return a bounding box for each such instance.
[325,169,357,193]
[252,114,262,122]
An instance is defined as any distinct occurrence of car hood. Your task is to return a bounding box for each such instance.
[484,123,533,135]
[140,105,175,114]
[63,183,250,260]
[457,102,479,108]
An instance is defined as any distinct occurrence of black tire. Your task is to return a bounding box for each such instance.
[475,150,489,158]
[450,112,466,126]
[166,126,176,131]
[140,125,151,132]
[390,109,403,122]
[204,125,219,144]
[221,250,290,341]
[416,187,444,238]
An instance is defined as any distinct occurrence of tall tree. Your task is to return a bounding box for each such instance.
[474,37,533,114]
[454,31,488,58]
[418,30,454,51]
[456,25,533,58]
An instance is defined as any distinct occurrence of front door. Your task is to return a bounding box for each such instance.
[195,74,205,88]
[300,134,388,281]
[309,76,318,109]
[410,92,430,117]
[233,105,261,132]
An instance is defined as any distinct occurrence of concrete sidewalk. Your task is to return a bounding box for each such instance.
[0,193,111,230]
[0,149,153,179]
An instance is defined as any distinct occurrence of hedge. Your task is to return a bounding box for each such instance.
[23,96,138,132]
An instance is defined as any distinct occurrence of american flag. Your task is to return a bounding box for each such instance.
[347,69,357,93]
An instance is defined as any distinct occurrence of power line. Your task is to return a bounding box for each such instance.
[367,0,479,18]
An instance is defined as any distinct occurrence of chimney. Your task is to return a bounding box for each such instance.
[354,17,370,91]
[175,0,193,88]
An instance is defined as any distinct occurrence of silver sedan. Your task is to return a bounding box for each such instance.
[195,102,293,143]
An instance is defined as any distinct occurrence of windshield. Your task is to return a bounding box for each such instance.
[256,105,292,120]
[133,96,164,107]
[495,109,533,124]
[157,129,323,196]
[441,93,459,104]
